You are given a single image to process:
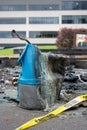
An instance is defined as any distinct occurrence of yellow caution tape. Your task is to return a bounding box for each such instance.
[15,94,87,130]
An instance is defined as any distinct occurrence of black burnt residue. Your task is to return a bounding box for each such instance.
[48,54,66,75]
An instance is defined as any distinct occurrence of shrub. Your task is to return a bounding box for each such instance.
[56,28,87,49]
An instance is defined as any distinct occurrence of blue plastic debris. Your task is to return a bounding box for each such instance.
[0,98,9,103]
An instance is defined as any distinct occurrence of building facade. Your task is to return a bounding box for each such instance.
[0,0,87,47]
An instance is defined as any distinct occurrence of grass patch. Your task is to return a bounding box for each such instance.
[0,48,13,56]
[0,45,58,56]
[38,45,57,50]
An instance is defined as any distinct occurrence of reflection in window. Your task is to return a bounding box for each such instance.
[29,17,59,24]
[0,31,26,38]
[29,31,57,38]
[62,1,87,10]
[62,15,87,24]
[0,5,26,11]
[29,5,59,10]
[0,18,26,24]
[62,16,74,23]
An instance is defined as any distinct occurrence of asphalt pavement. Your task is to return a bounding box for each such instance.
[0,102,87,130]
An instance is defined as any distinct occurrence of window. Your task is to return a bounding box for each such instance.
[62,16,75,23]
[78,16,87,23]
[0,5,26,11]
[29,31,57,38]
[62,1,87,10]
[62,15,87,24]
[62,1,74,10]
[29,17,59,24]
[0,18,26,24]
[29,5,59,10]
[0,31,26,38]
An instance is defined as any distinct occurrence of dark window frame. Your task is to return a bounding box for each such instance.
[0,18,26,24]
[29,31,57,38]
[0,31,26,38]
[0,5,26,11]
[29,17,59,24]
[29,4,59,11]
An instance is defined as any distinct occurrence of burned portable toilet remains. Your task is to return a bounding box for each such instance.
[12,30,65,111]
[17,44,45,110]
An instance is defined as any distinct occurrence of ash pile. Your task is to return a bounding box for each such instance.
[0,65,87,108]
[61,65,87,106]
[0,66,21,103]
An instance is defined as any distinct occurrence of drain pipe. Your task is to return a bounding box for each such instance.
[12,30,31,44]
